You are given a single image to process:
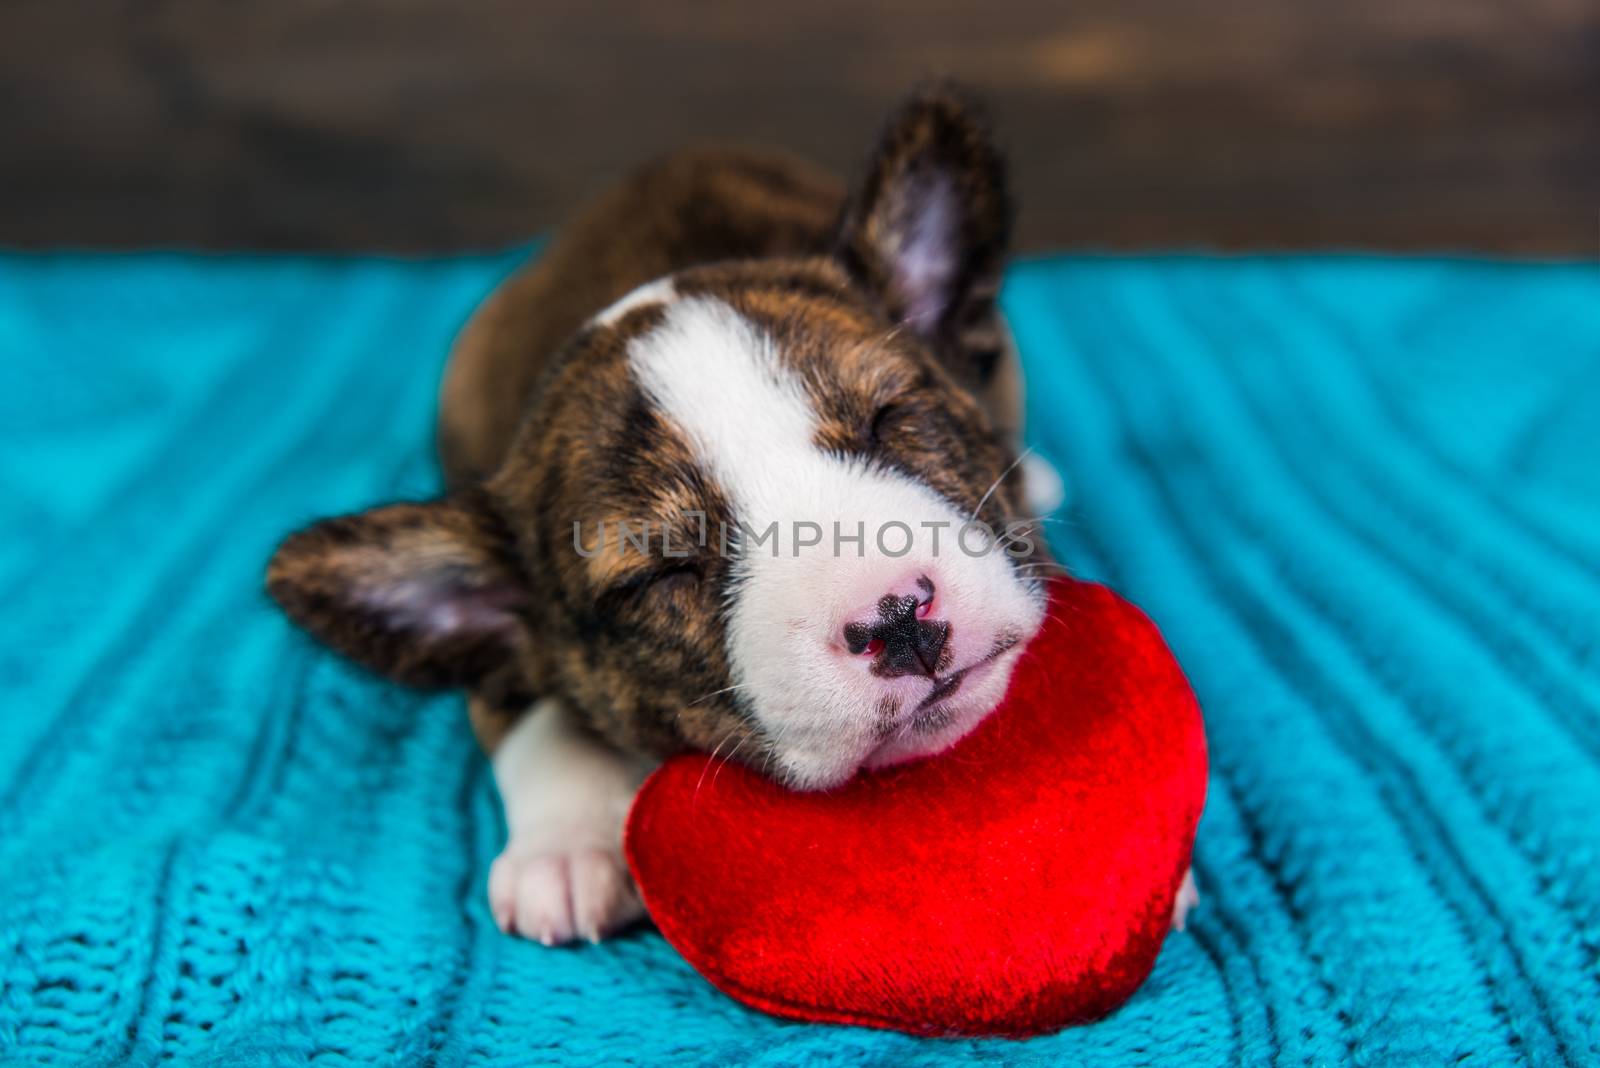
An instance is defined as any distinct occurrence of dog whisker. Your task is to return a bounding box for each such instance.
[686,682,755,708]
[969,445,1034,525]
[694,724,745,798]
[711,733,753,786]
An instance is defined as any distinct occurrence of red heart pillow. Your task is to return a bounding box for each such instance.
[624,579,1207,1037]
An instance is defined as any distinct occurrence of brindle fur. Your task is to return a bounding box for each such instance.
[267,85,1034,763]
[438,148,846,486]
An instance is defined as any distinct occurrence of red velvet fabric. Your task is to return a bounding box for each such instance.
[624,579,1208,1037]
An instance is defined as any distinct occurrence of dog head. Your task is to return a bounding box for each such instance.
[268,88,1047,789]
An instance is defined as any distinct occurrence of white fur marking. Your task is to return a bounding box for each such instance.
[593,278,677,327]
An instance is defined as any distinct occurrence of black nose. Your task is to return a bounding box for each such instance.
[843,581,950,678]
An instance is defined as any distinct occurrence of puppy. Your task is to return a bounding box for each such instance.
[269,87,1089,945]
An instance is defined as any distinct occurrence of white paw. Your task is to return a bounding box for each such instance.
[488,842,644,945]
[1170,868,1200,931]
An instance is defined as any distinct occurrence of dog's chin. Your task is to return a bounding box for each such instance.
[859,647,1020,771]
[769,645,1025,792]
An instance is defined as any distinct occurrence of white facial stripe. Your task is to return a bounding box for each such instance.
[593,278,677,328]
[627,298,967,565]
[625,298,814,521]
[626,296,1042,789]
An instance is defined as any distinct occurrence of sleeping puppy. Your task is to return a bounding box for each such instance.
[268,87,1074,945]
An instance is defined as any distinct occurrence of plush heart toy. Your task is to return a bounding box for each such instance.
[624,578,1207,1037]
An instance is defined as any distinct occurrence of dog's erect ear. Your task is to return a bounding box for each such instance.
[835,85,1011,356]
[266,492,530,692]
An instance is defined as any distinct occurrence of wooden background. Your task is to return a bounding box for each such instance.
[2,1,1596,253]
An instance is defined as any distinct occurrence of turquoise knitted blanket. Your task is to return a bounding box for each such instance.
[2,250,1596,1066]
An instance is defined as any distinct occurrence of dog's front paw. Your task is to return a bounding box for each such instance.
[489,842,644,945]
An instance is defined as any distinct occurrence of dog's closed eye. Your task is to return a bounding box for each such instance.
[645,564,703,599]
[598,562,704,615]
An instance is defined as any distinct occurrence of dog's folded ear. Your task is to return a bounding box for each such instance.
[835,84,1011,357]
[266,491,529,691]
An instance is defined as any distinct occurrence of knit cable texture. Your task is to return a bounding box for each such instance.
[1,250,1596,1066]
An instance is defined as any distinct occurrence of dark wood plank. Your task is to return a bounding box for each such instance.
[2,0,1595,253]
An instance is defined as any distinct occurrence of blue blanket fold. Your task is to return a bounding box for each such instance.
[1,249,1596,1066]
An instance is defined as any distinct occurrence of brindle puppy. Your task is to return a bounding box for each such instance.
[268,87,1077,944]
